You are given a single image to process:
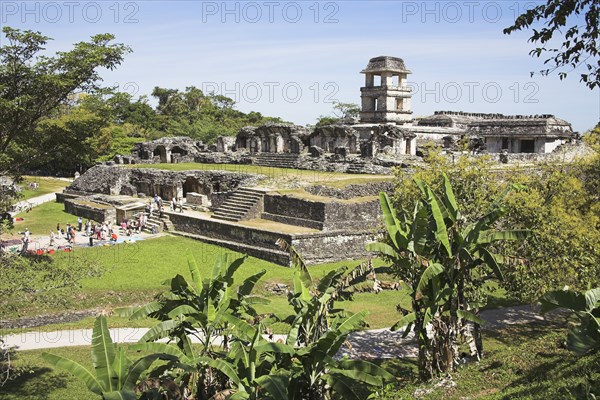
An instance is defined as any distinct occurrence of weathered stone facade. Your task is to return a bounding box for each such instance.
[360,56,413,123]
[310,125,360,153]
[415,111,574,154]
[64,199,117,223]
[262,193,381,232]
[119,137,205,164]
[235,123,310,154]
[67,164,262,204]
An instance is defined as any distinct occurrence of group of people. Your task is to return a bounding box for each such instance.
[20,196,175,254]
[48,213,148,248]
[148,194,185,216]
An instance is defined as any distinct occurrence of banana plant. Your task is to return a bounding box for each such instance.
[116,253,268,398]
[540,287,600,355]
[366,174,527,379]
[42,316,171,400]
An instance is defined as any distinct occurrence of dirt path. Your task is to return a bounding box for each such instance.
[3,305,555,357]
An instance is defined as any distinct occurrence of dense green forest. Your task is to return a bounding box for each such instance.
[29,87,284,175]
[0,27,283,176]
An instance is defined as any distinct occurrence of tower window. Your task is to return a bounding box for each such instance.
[396,98,403,110]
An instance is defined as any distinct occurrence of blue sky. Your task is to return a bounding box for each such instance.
[1,0,598,132]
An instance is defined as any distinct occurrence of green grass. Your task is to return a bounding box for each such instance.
[3,322,598,400]
[18,176,70,201]
[2,235,403,329]
[122,162,390,184]
[312,176,395,188]
[8,201,77,237]
[371,324,600,399]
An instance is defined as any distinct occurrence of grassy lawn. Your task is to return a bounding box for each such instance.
[123,163,391,185]
[5,201,77,238]
[3,322,598,399]
[18,176,70,201]
[372,324,600,399]
[2,234,403,329]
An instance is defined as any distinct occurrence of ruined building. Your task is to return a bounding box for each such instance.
[113,55,575,170]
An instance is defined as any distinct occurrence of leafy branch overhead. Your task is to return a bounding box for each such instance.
[504,0,600,89]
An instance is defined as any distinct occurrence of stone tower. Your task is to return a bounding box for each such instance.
[360,56,412,124]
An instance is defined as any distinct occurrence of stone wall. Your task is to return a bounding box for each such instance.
[168,212,292,253]
[306,181,394,199]
[64,199,117,223]
[167,211,380,266]
[292,231,380,265]
[262,193,381,231]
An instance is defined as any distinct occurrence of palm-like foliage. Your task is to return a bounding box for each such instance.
[42,316,168,400]
[116,253,267,399]
[540,287,600,355]
[126,246,393,400]
[367,174,527,379]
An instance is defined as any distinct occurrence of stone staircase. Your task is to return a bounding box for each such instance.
[345,161,368,174]
[252,153,300,169]
[142,213,174,234]
[212,187,265,222]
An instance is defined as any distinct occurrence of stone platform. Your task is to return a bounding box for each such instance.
[166,209,378,266]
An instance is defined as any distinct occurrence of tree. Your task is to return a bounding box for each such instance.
[504,0,600,89]
[332,101,360,119]
[393,149,600,303]
[367,178,526,380]
[0,26,131,172]
[314,101,360,127]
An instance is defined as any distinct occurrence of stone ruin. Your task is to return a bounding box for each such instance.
[115,136,206,165]
[110,55,577,173]
[235,122,309,154]
[62,164,262,212]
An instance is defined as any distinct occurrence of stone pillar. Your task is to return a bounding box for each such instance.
[365,73,374,87]
[382,71,393,86]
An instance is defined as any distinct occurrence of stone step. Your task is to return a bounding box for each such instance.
[251,153,300,169]
[212,187,265,222]
[214,208,246,217]
[170,231,290,266]
[229,191,261,199]
[218,204,253,213]
[225,198,256,207]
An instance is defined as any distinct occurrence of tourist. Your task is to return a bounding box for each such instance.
[70,225,76,245]
[49,231,55,247]
[110,232,118,242]
[149,200,154,217]
[21,228,30,254]
[77,216,83,231]
[85,220,91,236]
[171,197,176,211]
[66,224,72,243]
[56,223,61,239]
[177,198,184,213]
